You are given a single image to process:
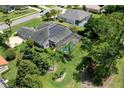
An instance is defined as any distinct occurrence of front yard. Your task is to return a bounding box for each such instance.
[4,17,43,33]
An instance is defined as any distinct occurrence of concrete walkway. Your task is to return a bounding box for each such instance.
[28,6,41,12]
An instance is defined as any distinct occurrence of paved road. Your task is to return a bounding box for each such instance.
[0,9,51,31]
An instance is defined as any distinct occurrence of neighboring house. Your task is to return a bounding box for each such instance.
[85,5,103,13]
[17,23,81,48]
[0,56,9,74]
[58,9,91,26]
[0,5,14,13]
[0,78,8,88]
[0,5,28,13]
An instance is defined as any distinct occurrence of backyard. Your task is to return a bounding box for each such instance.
[2,42,87,88]
[110,57,124,88]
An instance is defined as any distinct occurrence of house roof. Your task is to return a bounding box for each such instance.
[85,5,101,10]
[37,22,72,43]
[0,56,8,66]
[0,78,8,88]
[33,27,49,45]
[17,27,35,39]
[49,24,72,43]
[6,36,24,48]
[58,9,91,21]
[17,26,49,46]
[17,23,72,46]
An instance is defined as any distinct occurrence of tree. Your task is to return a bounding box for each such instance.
[5,49,16,61]
[26,39,34,48]
[23,47,35,60]
[104,5,124,14]
[16,60,40,87]
[78,12,124,85]
[67,5,73,9]
[0,30,11,46]
[21,74,43,88]
[42,12,52,21]
[33,53,50,75]
[3,15,12,32]
[50,9,58,19]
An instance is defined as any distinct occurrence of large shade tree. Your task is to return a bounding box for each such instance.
[21,74,43,88]
[16,60,40,87]
[78,12,124,85]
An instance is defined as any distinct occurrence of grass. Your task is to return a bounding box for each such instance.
[110,57,124,88]
[4,17,43,33]
[0,8,37,23]
[92,13,102,18]
[1,17,86,88]
[1,18,43,86]
[2,42,86,88]
[0,46,5,55]
[38,43,87,88]
[2,60,17,81]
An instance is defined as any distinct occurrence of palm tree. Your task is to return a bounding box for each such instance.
[4,15,12,32]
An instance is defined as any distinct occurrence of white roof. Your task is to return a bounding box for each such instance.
[6,36,24,48]
[85,5,101,10]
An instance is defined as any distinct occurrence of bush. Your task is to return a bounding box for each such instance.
[5,49,16,61]
[34,47,44,53]
[52,68,66,80]
[26,39,34,48]
[70,26,81,33]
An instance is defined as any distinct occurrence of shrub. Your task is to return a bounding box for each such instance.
[26,39,34,48]
[52,68,66,80]
[5,49,16,61]
[34,47,44,53]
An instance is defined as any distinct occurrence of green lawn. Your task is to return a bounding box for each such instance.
[0,46,5,55]
[4,17,43,33]
[0,8,37,23]
[92,13,102,18]
[38,43,87,88]
[110,57,124,88]
[2,42,86,88]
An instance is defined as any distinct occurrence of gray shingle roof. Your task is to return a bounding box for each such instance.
[33,27,49,45]
[59,9,91,21]
[49,24,72,44]
[37,22,72,44]
[17,23,73,47]
[17,27,35,39]
[0,78,8,88]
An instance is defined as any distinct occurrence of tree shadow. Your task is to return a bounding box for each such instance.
[73,68,90,83]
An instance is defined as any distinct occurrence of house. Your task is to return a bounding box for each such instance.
[0,5,14,13]
[17,23,81,48]
[58,9,91,26]
[0,56,9,74]
[0,5,28,13]
[0,78,8,88]
[85,5,102,13]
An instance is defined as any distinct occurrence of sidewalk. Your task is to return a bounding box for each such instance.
[0,11,37,25]
[28,6,41,12]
